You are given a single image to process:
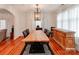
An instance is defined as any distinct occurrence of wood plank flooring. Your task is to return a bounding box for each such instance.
[0,36,25,55]
[0,36,79,55]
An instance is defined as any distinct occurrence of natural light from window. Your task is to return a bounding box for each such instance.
[35,20,41,27]
[0,20,6,29]
[57,6,79,37]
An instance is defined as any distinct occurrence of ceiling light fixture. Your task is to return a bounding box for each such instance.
[34,4,41,21]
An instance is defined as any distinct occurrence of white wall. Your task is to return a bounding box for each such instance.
[0,5,57,39]
[13,11,57,38]
[14,12,33,38]
[24,12,34,31]
[14,11,57,38]
[0,10,14,37]
[41,12,57,30]
[22,11,57,31]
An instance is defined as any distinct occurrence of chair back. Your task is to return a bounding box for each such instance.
[36,28,42,30]
[22,29,30,38]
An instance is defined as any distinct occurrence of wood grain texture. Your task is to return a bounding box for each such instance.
[22,30,49,43]
[52,28,75,51]
[0,36,25,55]
[49,37,79,55]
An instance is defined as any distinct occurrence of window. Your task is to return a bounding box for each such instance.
[35,20,41,27]
[0,20,6,29]
[57,13,62,28]
[62,11,69,30]
[57,6,79,37]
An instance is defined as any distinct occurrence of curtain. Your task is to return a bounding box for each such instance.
[57,5,79,37]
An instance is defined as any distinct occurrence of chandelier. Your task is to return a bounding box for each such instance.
[34,4,41,21]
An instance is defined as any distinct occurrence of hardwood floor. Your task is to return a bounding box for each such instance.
[0,36,25,55]
[0,36,79,55]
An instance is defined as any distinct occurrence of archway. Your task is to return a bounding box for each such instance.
[0,8,14,41]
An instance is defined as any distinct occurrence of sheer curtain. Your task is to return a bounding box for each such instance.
[57,13,62,28]
[62,10,69,30]
[57,5,79,37]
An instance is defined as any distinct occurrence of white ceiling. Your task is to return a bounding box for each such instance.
[4,4,61,12]
[12,4,61,12]
[0,4,74,13]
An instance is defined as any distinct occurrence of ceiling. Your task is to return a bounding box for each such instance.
[0,4,74,13]
[11,4,61,12]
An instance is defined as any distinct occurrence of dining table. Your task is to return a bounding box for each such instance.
[22,30,50,54]
[22,30,49,43]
